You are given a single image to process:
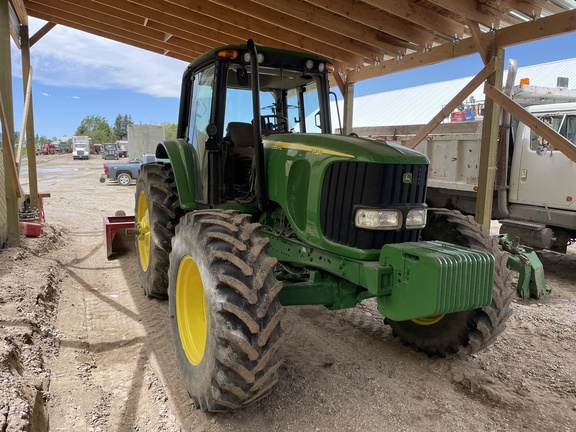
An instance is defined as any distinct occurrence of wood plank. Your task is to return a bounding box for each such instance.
[24,7,198,61]
[303,0,435,47]
[476,48,504,227]
[128,0,365,65]
[202,0,382,64]
[363,0,464,39]
[248,0,405,55]
[30,21,56,47]
[426,0,500,27]
[10,0,28,25]
[405,56,495,149]
[484,82,576,163]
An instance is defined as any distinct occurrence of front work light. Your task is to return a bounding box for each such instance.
[355,209,402,230]
[406,208,427,229]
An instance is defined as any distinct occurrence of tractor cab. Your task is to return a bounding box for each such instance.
[175,43,334,209]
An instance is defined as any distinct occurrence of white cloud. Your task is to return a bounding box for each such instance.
[41,92,51,97]
[19,18,187,98]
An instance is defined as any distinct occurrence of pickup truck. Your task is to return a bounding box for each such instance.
[99,154,157,186]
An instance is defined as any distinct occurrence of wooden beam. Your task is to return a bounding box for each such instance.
[302,0,435,47]
[426,0,500,28]
[475,48,505,227]
[362,0,465,39]
[124,0,365,66]
[331,70,345,97]
[248,0,405,55]
[205,0,382,61]
[30,21,56,47]
[1,0,22,246]
[349,9,576,83]
[493,8,576,47]
[16,66,32,173]
[25,2,204,58]
[465,19,493,64]
[20,24,39,213]
[499,0,541,19]
[10,0,28,25]
[343,82,354,135]
[405,56,495,149]
[485,82,576,163]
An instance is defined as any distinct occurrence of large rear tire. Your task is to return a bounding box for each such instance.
[135,163,183,298]
[169,210,285,412]
[385,209,514,356]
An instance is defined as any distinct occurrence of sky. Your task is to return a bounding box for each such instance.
[9,17,576,140]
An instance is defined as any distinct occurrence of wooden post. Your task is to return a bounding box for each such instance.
[21,25,40,213]
[0,0,20,246]
[343,81,354,135]
[475,47,505,227]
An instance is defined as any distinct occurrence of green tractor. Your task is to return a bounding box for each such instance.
[134,40,513,412]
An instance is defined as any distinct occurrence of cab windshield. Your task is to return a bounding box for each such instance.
[224,64,326,135]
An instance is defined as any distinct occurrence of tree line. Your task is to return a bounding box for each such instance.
[73,114,177,143]
[0,114,177,147]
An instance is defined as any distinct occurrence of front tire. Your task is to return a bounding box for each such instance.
[385,209,514,356]
[169,210,285,412]
[135,163,183,298]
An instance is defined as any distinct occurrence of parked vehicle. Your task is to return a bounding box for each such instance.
[36,142,57,155]
[100,154,157,186]
[117,140,129,158]
[102,143,119,160]
[130,41,513,412]
[72,136,90,160]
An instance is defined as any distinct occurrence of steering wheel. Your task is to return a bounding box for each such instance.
[261,115,288,134]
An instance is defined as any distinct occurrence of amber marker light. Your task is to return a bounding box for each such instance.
[218,49,238,59]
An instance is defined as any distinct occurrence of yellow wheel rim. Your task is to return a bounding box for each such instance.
[136,190,151,271]
[176,255,207,366]
[411,314,445,326]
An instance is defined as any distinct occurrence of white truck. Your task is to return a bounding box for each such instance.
[72,135,91,160]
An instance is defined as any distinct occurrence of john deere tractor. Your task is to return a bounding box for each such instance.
[134,40,513,412]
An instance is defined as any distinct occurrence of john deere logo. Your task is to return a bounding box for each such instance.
[402,173,413,184]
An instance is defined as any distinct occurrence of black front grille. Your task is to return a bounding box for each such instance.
[320,162,428,250]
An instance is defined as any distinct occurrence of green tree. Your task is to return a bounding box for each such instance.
[162,121,177,140]
[75,115,115,143]
[113,114,133,140]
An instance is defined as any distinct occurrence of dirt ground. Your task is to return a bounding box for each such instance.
[1,153,575,431]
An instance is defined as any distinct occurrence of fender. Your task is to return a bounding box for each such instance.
[155,139,198,211]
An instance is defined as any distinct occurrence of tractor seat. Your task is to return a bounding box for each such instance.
[226,122,254,159]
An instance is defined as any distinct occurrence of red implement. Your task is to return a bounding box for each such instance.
[103,214,136,259]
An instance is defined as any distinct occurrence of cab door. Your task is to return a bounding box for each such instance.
[510,112,576,210]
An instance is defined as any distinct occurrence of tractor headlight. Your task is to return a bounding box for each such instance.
[406,208,427,229]
[354,209,402,230]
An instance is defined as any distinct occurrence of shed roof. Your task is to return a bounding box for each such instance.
[10,0,576,85]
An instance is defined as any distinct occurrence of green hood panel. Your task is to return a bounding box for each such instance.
[263,133,429,165]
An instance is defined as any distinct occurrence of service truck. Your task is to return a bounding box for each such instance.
[130,41,513,412]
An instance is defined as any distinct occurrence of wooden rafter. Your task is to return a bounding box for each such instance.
[14,0,576,84]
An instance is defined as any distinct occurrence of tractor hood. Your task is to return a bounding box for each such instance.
[263,133,429,165]
[263,132,430,260]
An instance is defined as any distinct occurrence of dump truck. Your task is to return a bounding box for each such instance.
[132,41,513,412]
